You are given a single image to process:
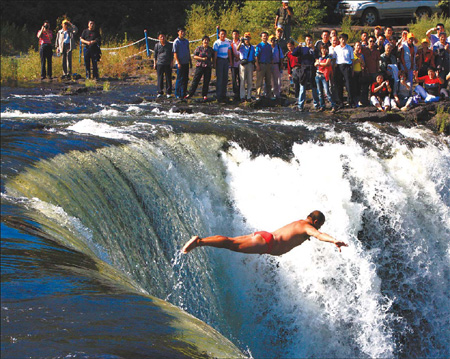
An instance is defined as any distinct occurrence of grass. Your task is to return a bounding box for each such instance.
[435,105,450,133]
[1,36,150,84]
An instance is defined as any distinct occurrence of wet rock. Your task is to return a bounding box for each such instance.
[349,109,404,122]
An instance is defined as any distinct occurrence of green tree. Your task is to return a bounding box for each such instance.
[240,0,326,41]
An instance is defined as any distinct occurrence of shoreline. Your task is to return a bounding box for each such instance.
[3,72,450,135]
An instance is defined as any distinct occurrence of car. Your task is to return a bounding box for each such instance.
[334,0,441,26]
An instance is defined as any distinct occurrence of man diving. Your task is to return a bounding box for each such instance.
[181,210,348,256]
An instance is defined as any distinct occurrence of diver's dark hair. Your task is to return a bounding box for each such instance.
[308,211,325,224]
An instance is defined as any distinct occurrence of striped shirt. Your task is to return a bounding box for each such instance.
[38,30,53,46]
[213,39,232,59]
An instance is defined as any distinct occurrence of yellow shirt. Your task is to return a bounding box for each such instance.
[353,51,362,72]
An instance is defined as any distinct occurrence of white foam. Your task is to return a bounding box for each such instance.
[220,140,400,358]
[67,119,137,140]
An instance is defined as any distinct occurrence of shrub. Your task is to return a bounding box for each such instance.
[408,13,450,43]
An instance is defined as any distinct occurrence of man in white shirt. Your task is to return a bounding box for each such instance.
[333,33,354,108]
[213,29,233,103]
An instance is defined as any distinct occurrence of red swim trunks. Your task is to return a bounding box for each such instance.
[254,231,274,254]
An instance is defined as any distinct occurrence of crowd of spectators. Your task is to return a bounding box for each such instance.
[38,0,450,113]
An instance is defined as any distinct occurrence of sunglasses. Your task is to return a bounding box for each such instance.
[368,40,374,42]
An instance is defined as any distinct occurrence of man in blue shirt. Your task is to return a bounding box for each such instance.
[173,27,192,99]
[292,34,320,111]
[213,29,233,103]
[255,31,273,99]
[270,35,284,99]
[237,32,255,101]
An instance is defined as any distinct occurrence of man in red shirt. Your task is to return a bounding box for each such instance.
[414,68,443,102]
[37,20,53,80]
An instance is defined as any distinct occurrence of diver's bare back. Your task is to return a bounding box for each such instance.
[271,220,314,255]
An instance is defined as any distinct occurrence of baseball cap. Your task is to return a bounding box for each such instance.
[282,0,289,3]
[407,33,415,39]
[269,35,276,42]
[421,38,429,44]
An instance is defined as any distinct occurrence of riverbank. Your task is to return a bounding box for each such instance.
[3,66,450,135]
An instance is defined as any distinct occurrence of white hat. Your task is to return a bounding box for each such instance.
[282,0,289,2]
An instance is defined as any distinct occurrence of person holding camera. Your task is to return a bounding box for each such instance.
[237,32,255,102]
[80,21,101,80]
[185,35,214,100]
[37,20,53,80]
[55,20,78,79]
[370,73,397,112]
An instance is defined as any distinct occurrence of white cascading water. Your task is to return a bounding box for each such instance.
[212,126,449,358]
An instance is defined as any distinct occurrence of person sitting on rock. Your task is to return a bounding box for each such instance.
[370,73,397,112]
[414,67,443,103]
[394,70,413,112]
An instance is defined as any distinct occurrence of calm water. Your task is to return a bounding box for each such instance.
[1,85,449,358]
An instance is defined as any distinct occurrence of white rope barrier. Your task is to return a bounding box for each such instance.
[147,33,217,44]
[126,48,150,59]
[97,31,218,59]
[100,37,145,51]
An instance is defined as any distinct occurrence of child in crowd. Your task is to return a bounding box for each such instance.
[370,73,397,111]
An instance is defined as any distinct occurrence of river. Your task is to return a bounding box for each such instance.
[1,85,449,358]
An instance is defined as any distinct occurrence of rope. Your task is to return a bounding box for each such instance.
[126,48,150,59]
[147,33,217,44]
[100,37,145,51]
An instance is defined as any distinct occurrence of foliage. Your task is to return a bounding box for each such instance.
[435,105,450,134]
[0,36,150,84]
[185,0,326,45]
[340,16,370,44]
[185,3,218,43]
[1,22,37,55]
[408,13,450,43]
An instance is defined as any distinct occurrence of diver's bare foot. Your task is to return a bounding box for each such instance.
[181,236,200,254]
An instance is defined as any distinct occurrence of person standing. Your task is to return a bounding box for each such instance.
[379,43,398,87]
[213,29,233,103]
[154,32,173,98]
[433,32,450,92]
[426,23,449,47]
[274,0,294,41]
[399,33,417,85]
[255,31,273,100]
[237,32,255,102]
[361,36,381,105]
[314,30,331,58]
[270,35,284,99]
[286,40,300,98]
[352,41,365,107]
[292,34,320,111]
[37,20,53,80]
[230,30,241,101]
[80,21,101,80]
[186,35,214,100]
[55,20,77,79]
[173,27,192,99]
[315,45,336,112]
[417,38,435,78]
[333,33,354,108]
